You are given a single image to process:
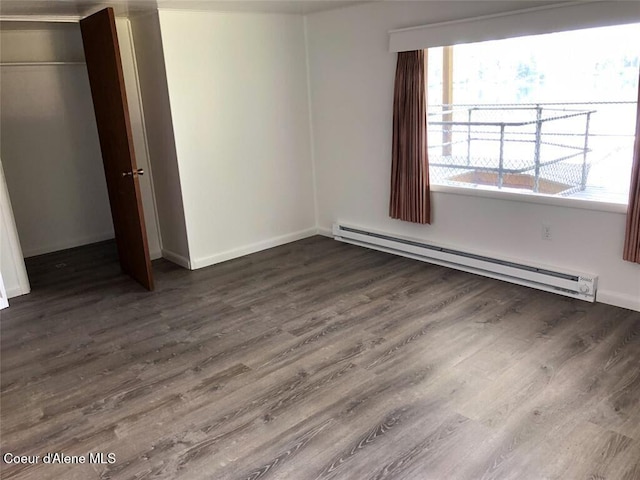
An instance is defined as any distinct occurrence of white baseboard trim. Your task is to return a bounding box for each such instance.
[191,227,318,270]
[161,248,191,269]
[22,232,115,258]
[6,284,30,299]
[316,227,332,238]
[149,250,162,261]
[596,290,640,312]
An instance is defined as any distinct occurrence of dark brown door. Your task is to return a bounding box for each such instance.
[80,8,154,290]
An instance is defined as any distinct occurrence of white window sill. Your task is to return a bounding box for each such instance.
[430,184,628,214]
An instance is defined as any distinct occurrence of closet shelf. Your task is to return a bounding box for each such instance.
[0,61,85,66]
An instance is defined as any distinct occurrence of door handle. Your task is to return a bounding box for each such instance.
[122,168,144,178]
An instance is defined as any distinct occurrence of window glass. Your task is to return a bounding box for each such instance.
[427,23,640,203]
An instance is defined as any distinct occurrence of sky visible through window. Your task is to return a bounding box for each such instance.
[428,23,640,105]
[427,23,640,203]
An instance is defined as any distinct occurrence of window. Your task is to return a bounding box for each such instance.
[426,23,640,204]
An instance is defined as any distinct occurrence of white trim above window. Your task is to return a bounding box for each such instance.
[388,0,640,52]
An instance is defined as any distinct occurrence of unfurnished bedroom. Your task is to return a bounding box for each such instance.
[1,1,639,479]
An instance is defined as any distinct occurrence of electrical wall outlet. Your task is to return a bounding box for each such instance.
[542,224,552,241]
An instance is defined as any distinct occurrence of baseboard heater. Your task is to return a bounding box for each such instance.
[333,223,597,302]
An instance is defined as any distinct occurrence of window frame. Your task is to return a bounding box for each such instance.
[430,183,627,214]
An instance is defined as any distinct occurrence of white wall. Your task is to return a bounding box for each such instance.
[0,24,114,257]
[0,21,162,261]
[157,10,316,268]
[306,1,640,311]
[130,12,190,267]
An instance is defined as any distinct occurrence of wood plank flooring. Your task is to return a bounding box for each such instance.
[1,236,639,480]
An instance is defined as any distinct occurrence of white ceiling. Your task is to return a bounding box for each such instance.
[0,0,371,19]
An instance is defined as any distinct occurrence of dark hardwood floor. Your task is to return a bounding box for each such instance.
[1,236,639,480]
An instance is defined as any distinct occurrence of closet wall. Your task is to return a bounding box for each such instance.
[0,18,161,298]
[0,22,114,258]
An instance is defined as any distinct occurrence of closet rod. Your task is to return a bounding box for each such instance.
[0,61,85,66]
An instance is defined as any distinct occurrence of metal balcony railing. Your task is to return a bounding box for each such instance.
[427,101,637,198]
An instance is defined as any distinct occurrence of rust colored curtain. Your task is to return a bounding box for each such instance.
[623,71,640,263]
[390,50,431,224]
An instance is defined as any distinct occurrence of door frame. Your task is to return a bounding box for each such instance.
[0,158,30,303]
